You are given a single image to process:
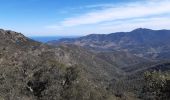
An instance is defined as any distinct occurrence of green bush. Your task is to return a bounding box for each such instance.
[141,71,170,100]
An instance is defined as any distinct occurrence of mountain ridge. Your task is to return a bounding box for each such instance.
[48,28,170,60]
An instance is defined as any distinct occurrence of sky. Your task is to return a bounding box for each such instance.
[0,0,170,36]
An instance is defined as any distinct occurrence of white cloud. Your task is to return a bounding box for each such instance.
[41,17,170,36]
[47,0,170,28]
[96,17,170,32]
[40,0,170,36]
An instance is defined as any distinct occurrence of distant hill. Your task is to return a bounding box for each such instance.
[48,28,170,60]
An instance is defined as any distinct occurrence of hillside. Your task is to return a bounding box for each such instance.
[1,28,170,100]
[48,28,170,60]
[0,29,118,100]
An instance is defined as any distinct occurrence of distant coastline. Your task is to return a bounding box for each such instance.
[29,36,80,43]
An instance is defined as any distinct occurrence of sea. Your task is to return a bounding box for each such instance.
[29,36,79,43]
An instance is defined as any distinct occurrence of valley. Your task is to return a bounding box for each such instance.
[0,28,170,100]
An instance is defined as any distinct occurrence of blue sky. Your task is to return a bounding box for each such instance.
[0,0,170,36]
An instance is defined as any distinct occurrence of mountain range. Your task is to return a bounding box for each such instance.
[1,28,170,100]
[48,28,170,60]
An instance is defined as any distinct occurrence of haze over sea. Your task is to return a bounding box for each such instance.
[30,36,80,43]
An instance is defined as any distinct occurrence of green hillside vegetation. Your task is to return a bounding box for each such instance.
[1,29,170,100]
[140,71,170,100]
[0,29,116,100]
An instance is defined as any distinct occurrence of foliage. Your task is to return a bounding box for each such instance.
[140,71,170,100]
